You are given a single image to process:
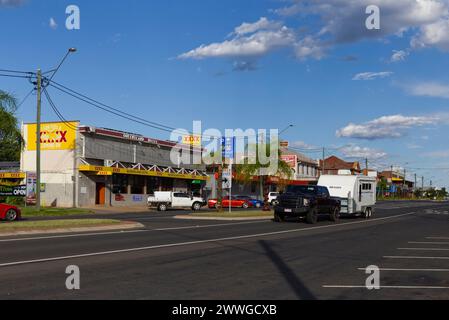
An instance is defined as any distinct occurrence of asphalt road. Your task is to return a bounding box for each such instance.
[2,200,449,300]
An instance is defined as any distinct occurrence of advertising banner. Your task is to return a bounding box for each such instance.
[26,121,79,151]
[0,185,27,197]
[181,135,201,147]
[281,155,298,168]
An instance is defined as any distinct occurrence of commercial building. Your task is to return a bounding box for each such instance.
[319,156,361,176]
[20,121,208,208]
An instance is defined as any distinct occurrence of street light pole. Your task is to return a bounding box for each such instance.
[36,69,42,211]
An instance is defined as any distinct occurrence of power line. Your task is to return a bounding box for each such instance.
[0,73,33,79]
[43,88,78,131]
[0,69,34,74]
[17,88,35,108]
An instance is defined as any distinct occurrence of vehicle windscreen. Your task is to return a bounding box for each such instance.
[285,186,318,195]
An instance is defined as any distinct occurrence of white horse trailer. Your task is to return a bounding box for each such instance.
[318,175,377,218]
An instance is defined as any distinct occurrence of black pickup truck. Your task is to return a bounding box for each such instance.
[274,185,341,224]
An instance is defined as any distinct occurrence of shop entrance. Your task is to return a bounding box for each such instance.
[96,183,106,205]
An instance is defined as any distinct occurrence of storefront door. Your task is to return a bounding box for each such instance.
[96,183,106,205]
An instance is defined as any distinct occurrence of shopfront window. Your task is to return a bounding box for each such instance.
[112,174,128,194]
[130,175,145,194]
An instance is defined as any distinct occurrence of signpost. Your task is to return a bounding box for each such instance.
[221,137,235,213]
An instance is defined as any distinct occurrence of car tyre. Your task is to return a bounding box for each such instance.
[158,203,167,212]
[192,202,202,211]
[274,212,285,222]
[306,208,318,224]
[329,206,340,222]
[5,209,18,221]
[242,202,249,209]
[363,207,373,219]
[255,202,261,209]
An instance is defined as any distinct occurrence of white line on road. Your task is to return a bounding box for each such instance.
[0,220,270,242]
[357,268,449,272]
[409,242,449,245]
[323,285,449,289]
[153,220,270,231]
[384,256,449,260]
[398,248,449,251]
[427,237,449,240]
[0,212,416,268]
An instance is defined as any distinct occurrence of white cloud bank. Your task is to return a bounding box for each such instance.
[352,72,393,81]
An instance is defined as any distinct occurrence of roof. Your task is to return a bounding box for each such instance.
[280,148,317,165]
[320,156,360,171]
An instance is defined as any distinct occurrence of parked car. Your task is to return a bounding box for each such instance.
[235,195,264,208]
[208,196,253,209]
[318,175,377,218]
[147,192,206,211]
[0,203,21,221]
[268,192,280,205]
[274,185,340,224]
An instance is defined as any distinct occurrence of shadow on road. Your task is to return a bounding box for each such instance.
[259,240,316,300]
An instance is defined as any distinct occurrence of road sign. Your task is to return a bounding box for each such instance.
[221,137,235,159]
[222,168,232,189]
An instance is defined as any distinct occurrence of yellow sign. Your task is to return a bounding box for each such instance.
[79,165,208,181]
[182,135,201,147]
[26,121,79,151]
[0,172,26,179]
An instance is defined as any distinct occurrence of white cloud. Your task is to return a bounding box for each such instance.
[411,18,449,51]
[424,149,449,158]
[340,144,387,159]
[336,114,438,140]
[274,0,449,56]
[352,71,393,81]
[391,50,409,62]
[404,82,449,99]
[0,0,25,7]
[178,24,295,59]
[49,17,58,30]
[232,17,282,36]
[291,140,317,150]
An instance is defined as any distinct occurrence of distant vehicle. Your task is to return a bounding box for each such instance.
[235,195,263,208]
[208,196,253,209]
[268,192,280,205]
[274,185,341,224]
[147,192,206,212]
[0,203,21,221]
[318,175,377,218]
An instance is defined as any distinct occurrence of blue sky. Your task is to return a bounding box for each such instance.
[1,0,449,187]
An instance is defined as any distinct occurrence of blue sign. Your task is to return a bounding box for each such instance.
[390,185,397,193]
[221,137,235,159]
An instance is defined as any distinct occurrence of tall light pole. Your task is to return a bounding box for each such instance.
[279,124,294,137]
[35,48,77,211]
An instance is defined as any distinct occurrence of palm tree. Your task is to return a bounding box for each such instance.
[0,90,23,161]
[235,142,293,211]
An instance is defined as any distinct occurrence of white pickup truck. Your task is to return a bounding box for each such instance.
[147,192,206,212]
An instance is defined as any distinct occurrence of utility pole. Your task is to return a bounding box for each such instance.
[414,173,417,191]
[322,147,325,176]
[36,69,42,211]
[422,176,424,190]
[365,158,368,176]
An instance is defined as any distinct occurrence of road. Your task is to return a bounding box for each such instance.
[1,200,449,300]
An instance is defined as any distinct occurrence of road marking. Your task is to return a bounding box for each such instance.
[0,220,270,242]
[398,248,449,251]
[384,256,449,260]
[427,237,449,240]
[357,267,449,272]
[0,229,149,242]
[409,242,449,245]
[154,220,270,231]
[0,212,416,268]
[323,285,449,289]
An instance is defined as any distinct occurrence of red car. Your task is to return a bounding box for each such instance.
[0,204,21,221]
[208,196,253,209]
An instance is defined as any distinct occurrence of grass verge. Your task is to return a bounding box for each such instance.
[0,219,121,233]
[190,210,273,218]
[20,207,94,217]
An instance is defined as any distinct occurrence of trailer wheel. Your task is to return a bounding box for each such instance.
[158,203,168,212]
[329,207,340,222]
[306,208,318,224]
[363,207,372,219]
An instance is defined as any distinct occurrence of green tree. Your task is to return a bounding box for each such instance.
[235,143,293,211]
[0,90,23,161]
